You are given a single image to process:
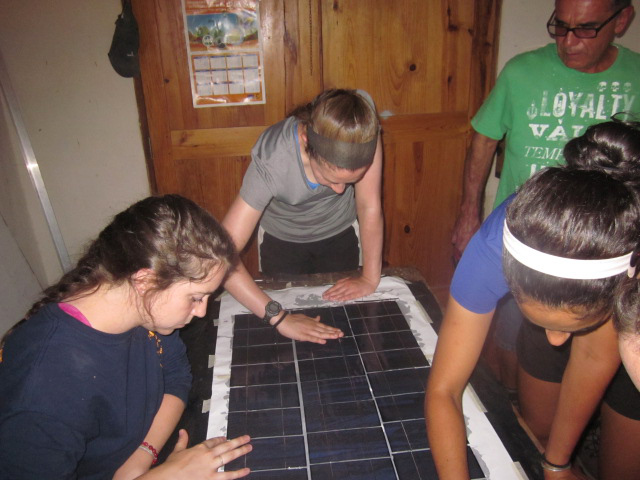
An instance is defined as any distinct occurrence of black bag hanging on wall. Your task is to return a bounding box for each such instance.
[108,0,140,78]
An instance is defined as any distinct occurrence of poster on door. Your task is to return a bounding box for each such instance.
[181,0,265,107]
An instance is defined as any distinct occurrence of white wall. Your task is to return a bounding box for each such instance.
[483,0,640,213]
[0,215,41,333]
[0,0,150,334]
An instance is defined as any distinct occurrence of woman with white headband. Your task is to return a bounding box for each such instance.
[222,89,383,344]
[426,120,640,480]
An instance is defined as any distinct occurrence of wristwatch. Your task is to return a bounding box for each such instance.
[262,300,283,325]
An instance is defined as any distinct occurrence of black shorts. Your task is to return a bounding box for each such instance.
[517,319,640,420]
[260,226,359,275]
[604,363,640,421]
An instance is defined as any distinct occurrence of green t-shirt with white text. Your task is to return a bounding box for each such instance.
[472,43,640,208]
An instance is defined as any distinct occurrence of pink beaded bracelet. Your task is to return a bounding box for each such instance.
[138,441,158,465]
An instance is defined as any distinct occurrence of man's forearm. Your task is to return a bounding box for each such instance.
[459,132,499,213]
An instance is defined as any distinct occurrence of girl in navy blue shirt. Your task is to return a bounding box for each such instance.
[0,195,252,479]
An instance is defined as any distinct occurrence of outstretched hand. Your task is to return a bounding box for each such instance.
[322,275,378,302]
[276,313,343,344]
[148,430,252,479]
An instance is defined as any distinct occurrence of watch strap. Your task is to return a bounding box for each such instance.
[272,311,289,328]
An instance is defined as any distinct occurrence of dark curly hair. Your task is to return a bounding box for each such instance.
[2,195,237,347]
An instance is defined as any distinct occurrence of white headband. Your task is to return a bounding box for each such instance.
[503,222,633,280]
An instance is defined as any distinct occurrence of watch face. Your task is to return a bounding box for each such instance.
[265,301,282,317]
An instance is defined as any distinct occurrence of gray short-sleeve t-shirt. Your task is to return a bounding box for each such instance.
[239,116,357,243]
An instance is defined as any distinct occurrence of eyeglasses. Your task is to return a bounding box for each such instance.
[547,7,624,38]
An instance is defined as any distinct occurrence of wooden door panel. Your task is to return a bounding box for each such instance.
[321,0,475,114]
[135,0,177,194]
[382,112,468,303]
[171,126,265,160]
[282,0,324,111]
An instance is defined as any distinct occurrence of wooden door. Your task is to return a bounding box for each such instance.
[133,0,501,305]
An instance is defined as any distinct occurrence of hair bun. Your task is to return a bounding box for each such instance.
[564,120,640,187]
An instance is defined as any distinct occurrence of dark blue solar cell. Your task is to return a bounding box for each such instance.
[227,407,302,438]
[304,399,379,432]
[356,330,421,352]
[229,383,299,412]
[230,362,297,387]
[246,325,289,346]
[244,469,308,479]
[295,336,359,360]
[363,349,429,373]
[394,450,438,480]
[301,375,371,405]
[310,458,397,479]
[231,345,248,366]
[308,426,389,463]
[359,301,391,318]
[233,328,248,347]
[377,392,426,423]
[233,313,256,330]
[360,351,384,372]
[245,343,294,365]
[385,419,430,452]
[351,316,410,336]
[297,354,365,382]
[329,305,352,334]
[234,324,279,347]
[368,367,429,397]
[389,314,411,331]
[227,435,306,471]
[344,303,362,318]
[394,447,484,479]
[349,318,368,336]
[385,421,411,452]
[385,302,403,316]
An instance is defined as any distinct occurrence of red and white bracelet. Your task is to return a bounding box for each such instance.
[138,441,158,465]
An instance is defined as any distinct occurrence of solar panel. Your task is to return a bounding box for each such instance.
[207,278,526,479]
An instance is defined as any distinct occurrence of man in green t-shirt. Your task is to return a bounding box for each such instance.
[452,0,638,259]
[450,0,638,400]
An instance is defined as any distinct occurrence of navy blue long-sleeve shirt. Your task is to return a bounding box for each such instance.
[0,303,192,479]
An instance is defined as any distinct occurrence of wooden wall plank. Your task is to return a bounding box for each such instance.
[282,0,324,111]
[383,130,467,303]
[259,0,287,125]
[441,0,476,111]
[320,0,476,115]
[381,112,468,142]
[469,0,502,117]
[134,0,178,194]
[170,126,266,159]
